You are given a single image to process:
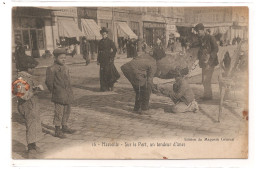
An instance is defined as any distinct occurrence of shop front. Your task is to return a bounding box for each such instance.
[231,22,248,42]
[97,8,113,40]
[77,7,97,25]
[166,24,180,47]
[77,8,101,56]
[12,7,53,57]
[143,21,166,47]
[52,8,83,47]
[113,10,141,48]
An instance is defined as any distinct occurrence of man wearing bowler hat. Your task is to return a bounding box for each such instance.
[97,27,120,91]
[191,23,219,100]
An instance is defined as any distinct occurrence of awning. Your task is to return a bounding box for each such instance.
[35,7,62,11]
[58,19,84,37]
[218,26,229,34]
[176,22,232,28]
[116,22,138,39]
[81,19,102,40]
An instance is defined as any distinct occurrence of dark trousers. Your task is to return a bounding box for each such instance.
[132,83,152,111]
[202,66,214,98]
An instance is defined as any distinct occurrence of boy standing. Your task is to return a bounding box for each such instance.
[13,56,44,158]
[45,48,74,139]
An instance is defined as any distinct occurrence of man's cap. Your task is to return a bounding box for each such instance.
[194,23,205,32]
[53,48,68,57]
[100,27,109,34]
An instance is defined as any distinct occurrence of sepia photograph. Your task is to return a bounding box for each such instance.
[11,6,249,160]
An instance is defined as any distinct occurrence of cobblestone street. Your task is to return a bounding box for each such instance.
[12,54,248,159]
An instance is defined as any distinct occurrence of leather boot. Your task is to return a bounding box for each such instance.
[55,126,66,139]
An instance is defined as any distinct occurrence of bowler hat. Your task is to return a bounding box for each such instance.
[100,27,109,34]
[194,23,204,32]
[53,48,68,57]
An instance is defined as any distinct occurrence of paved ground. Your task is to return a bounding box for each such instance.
[12,50,248,159]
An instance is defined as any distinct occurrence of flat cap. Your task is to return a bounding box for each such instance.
[194,23,204,31]
[53,48,68,57]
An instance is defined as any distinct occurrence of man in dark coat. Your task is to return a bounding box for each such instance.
[128,38,138,58]
[153,38,166,60]
[14,42,27,71]
[97,27,120,91]
[191,23,219,100]
[81,37,91,65]
[180,36,188,55]
[121,46,157,115]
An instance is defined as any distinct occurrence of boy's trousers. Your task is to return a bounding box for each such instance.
[18,97,43,144]
[53,103,71,126]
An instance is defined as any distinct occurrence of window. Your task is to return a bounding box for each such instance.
[22,30,30,49]
[100,19,112,29]
[215,14,219,22]
[14,30,22,44]
[130,21,139,36]
[147,7,159,14]
[13,17,46,50]
[13,18,21,29]
[37,30,45,49]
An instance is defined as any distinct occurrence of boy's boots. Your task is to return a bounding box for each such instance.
[27,143,42,159]
[55,126,66,139]
[62,125,76,134]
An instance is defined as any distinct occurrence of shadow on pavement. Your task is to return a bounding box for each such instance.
[150,102,173,113]
[223,104,243,120]
[12,140,28,159]
[197,99,220,105]
[73,84,100,93]
[198,105,218,123]
[80,77,100,86]
[41,123,56,137]
[73,87,212,134]
[12,111,25,125]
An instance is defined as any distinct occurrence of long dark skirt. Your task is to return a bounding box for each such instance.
[100,62,120,91]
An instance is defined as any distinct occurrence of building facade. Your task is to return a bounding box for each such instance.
[182,7,248,41]
[12,7,82,56]
[231,7,248,40]
[12,7,53,57]
[13,7,248,58]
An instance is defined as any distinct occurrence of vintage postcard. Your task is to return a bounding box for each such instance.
[11,6,248,159]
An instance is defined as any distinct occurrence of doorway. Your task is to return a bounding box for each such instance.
[30,29,40,58]
[144,28,153,47]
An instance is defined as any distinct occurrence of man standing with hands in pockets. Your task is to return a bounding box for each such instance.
[191,23,219,100]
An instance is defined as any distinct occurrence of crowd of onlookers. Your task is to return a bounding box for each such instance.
[14,33,245,64]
